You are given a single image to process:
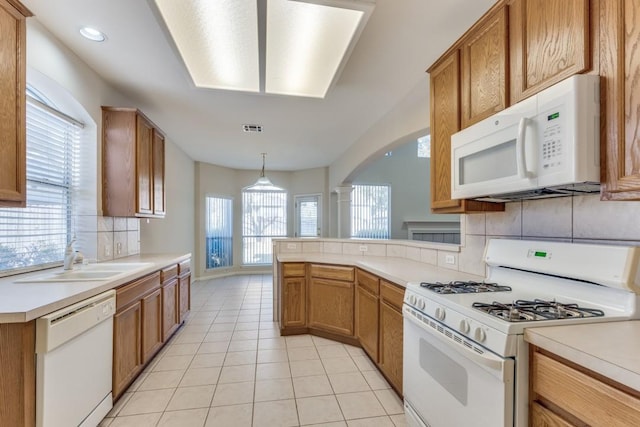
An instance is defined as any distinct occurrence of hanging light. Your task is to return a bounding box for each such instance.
[245,153,284,192]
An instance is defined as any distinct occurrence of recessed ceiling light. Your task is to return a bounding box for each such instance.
[79,26,106,42]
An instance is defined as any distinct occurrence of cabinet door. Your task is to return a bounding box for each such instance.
[356,286,379,362]
[510,0,590,103]
[141,288,163,363]
[162,278,179,341]
[379,301,403,393]
[179,274,191,323]
[600,0,640,200]
[113,302,142,399]
[308,277,354,336]
[283,277,306,328]
[152,130,165,216]
[461,5,508,128]
[530,402,574,427]
[135,115,153,215]
[0,1,27,207]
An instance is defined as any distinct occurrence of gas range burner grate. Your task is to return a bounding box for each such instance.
[472,299,606,322]
[420,280,512,294]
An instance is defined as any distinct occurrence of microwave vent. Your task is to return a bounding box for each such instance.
[474,182,601,203]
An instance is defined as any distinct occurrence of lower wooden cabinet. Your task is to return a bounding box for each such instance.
[283,276,306,328]
[355,269,380,362]
[530,348,640,426]
[162,278,180,341]
[113,302,142,399]
[308,277,355,336]
[378,280,406,393]
[178,273,190,323]
[141,288,162,364]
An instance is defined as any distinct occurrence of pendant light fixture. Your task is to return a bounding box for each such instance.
[245,153,284,192]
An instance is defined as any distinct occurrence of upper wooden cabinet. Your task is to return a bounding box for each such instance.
[509,0,591,104]
[0,0,32,208]
[461,5,509,127]
[600,0,640,200]
[102,107,166,218]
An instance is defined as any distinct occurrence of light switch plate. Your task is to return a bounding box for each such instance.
[445,255,456,264]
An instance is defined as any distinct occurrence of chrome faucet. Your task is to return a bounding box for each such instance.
[63,238,77,270]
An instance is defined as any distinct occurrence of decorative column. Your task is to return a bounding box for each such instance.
[334,185,353,239]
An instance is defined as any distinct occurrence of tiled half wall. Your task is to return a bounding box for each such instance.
[75,216,140,262]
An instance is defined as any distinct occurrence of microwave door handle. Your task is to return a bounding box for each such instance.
[517,117,534,178]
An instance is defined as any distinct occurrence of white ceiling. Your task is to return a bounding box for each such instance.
[22,0,494,171]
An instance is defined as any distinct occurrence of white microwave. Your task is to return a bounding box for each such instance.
[451,74,600,202]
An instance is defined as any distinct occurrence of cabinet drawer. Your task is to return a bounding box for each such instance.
[529,401,573,427]
[283,263,305,277]
[380,280,404,311]
[357,269,379,295]
[160,265,178,284]
[116,272,161,311]
[310,264,354,282]
[532,351,640,427]
[178,259,190,276]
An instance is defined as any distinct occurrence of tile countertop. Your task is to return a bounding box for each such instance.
[0,253,190,324]
[525,321,640,392]
[276,253,485,288]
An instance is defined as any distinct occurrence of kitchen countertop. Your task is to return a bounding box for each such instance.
[276,253,484,287]
[0,253,190,324]
[525,321,640,392]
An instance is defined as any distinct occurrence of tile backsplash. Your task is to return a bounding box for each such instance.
[75,215,140,262]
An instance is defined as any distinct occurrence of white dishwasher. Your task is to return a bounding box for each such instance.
[35,290,116,427]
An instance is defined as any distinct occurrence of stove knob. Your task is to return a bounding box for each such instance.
[435,307,446,321]
[459,319,470,334]
[474,327,487,342]
[418,299,426,310]
[409,295,417,305]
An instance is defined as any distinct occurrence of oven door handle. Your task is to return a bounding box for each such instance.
[404,307,510,381]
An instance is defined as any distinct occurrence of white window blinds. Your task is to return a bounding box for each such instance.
[242,190,287,265]
[351,184,390,239]
[0,95,82,272]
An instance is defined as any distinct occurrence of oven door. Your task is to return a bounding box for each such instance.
[403,308,515,427]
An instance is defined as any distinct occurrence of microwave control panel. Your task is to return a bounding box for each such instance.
[541,107,564,170]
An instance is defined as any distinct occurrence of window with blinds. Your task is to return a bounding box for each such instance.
[351,184,390,239]
[242,190,287,265]
[0,92,82,273]
[205,196,233,269]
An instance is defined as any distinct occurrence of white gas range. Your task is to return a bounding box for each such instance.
[402,239,640,427]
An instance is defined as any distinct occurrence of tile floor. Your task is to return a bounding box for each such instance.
[99,274,407,427]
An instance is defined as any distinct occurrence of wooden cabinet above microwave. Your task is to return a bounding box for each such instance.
[102,107,166,218]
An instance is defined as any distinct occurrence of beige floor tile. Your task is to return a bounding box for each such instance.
[153,355,194,372]
[344,345,366,357]
[328,372,371,394]
[240,309,261,315]
[296,395,344,425]
[107,392,132,417]
[180,324,211,334]
[347,416,394,426]
[374,389,404,415]
[237,315,260,322]
[210,323,236,332]
[256,362,291,380]
[361,370,391,390]
[204,331,234,342]
[317,345,349,359]
[166,385,215,410]
[290,359,326,377]
[352,355,377,372]
[164,343,200,356]
[306,423,347,427]
[157,408,208,427]
[287,346,320,361]
[336,391,386,420]
[219,310,241,316]
[205,403,253,427]
[228,339,258,352]
[198,341,230,354]
[108,413,162,427]
[254,378,294,402]
[190,353,225,368]
[173,333,207,344]
[138,370,185,391]
[180,367,221,387]
[214,315,238,324]
[211,381,255,406]
[311,336,342,347]
[292,374,333,398]
[253,399,299,427]
[118,389,174,416]
[233,330,259,340]
[218,364,256,383]
[224,350,257,366]
[322,357,359,374]
[258,328,279,339]
[98,418,113,426]
[285,335,315,348]
[390,414,408,427]
[127,372,148,392]
[257,349,288,363]
[235,322,260,331]
[257,337,287,350]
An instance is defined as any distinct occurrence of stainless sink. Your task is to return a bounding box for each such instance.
[14,262,153,283]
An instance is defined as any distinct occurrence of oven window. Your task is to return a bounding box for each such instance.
[420,338,468,405]
[460,139,517,184]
